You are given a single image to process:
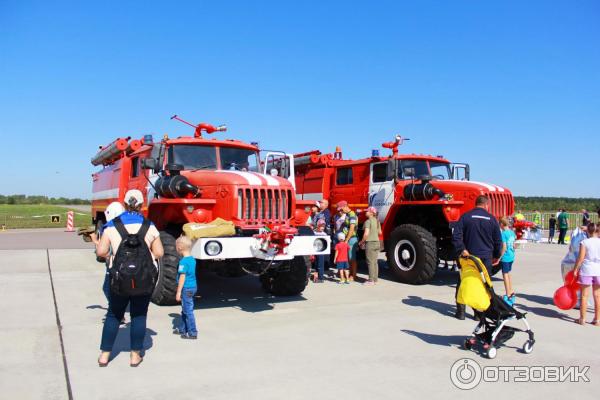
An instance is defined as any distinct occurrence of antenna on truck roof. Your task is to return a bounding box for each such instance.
[170,115,227,138]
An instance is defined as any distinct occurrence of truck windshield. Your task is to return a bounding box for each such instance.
[168,145,218,170]
[220,147,259,171]
[398,160,429,179]
[398,159,452,180]
[429,161,452,180]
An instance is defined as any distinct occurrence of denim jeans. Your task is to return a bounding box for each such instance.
[179,287,197,336]
[315,255,326,280]
[100,293,151,352]
[102,265,111,304]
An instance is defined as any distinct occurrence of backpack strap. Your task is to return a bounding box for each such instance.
[136,218,151,241]
[112,216,129,240]
[113,215,151,241]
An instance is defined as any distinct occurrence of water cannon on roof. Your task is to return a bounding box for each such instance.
[382,135,410,156]
[170,115,227,138]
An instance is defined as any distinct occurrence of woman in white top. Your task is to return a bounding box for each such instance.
[574,223,600,326]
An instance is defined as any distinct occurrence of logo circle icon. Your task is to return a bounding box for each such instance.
[450,358,482,390]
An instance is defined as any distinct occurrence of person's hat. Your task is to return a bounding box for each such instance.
[366,206,378,214]
[315,200,321,207]
[104,201,125,222]
[337,232,346,241]
[337,200,348,210]
[124,189,144,208]
[316,218,326,227]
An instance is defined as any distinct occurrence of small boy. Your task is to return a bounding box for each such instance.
[174,236,198,339]
[334,232,350,284]
[499,217,517,305]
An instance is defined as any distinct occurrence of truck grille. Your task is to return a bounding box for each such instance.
[237,187,293,225]
[486,192,514,219]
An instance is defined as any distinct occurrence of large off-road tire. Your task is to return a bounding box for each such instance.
[386,224,437,284]
[260,256,310,296]
[151,231,180,305]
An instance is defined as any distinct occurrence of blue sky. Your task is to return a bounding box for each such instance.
[0,0,598,198]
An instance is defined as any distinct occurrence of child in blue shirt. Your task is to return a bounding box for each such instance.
[499,217,517,305]
[174,236,198,339]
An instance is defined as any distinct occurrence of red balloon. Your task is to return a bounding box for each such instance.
[553,286,578,310]
[564,270,581,290]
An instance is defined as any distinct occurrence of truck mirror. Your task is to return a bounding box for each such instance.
[141,158,158,171]
[386,159,397,180]
[452,163,470,181]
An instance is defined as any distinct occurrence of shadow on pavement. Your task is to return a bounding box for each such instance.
[189,270,306,313]
[86,304,107,311]
[109,326,157,360]
[517,293,554,306]
[401,329,464,347]
[515,303,575,322]
[402,295,455,317]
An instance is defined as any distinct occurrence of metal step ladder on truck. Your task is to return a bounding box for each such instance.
[292,135,514,284]
[90,116,329,305]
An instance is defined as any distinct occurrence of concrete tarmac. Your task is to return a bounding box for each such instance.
[0,231,598,399]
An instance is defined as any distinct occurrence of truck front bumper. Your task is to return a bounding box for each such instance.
[190,235,331,261]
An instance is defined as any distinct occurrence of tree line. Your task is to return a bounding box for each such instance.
[0,194,91,205]
[514,196,600,212]
[0,194,598,211]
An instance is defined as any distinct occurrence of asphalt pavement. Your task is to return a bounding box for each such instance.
[0,231,598,400]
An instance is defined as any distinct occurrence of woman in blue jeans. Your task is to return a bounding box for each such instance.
[94,192,163,367]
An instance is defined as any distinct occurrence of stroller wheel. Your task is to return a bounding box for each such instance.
[522,340,534,354]
[462,338,473,350]
[486,346,497,359]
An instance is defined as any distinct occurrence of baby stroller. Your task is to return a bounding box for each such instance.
[457,256,535,359]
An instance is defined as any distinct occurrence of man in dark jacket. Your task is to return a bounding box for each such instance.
[452,195,503,320]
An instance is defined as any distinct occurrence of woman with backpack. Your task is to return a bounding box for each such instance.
[94,190,164,367]
[359,206,382,285]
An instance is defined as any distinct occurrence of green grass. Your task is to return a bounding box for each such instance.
[0,204,92,229]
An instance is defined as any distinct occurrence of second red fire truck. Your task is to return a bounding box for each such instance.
[293,136,514,284]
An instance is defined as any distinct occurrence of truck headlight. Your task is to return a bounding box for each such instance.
[313,238,327,252]
[204,241,222,256]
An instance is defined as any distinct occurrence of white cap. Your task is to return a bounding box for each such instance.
[104,201,125,222]
[124,189,144,208]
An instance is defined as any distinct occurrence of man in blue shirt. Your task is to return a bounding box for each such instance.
[452,195,502,320]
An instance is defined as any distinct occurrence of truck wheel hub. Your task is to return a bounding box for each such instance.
[394,239,416,271]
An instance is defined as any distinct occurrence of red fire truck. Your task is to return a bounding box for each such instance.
[91,116,329,305]
[293,136,514,284]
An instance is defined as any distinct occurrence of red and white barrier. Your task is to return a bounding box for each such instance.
[66,211,74,232]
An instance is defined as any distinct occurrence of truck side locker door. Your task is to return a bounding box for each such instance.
[300,169,326,201]
[331,166,354,206]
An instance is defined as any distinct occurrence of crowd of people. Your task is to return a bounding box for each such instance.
[306,200,382,286]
